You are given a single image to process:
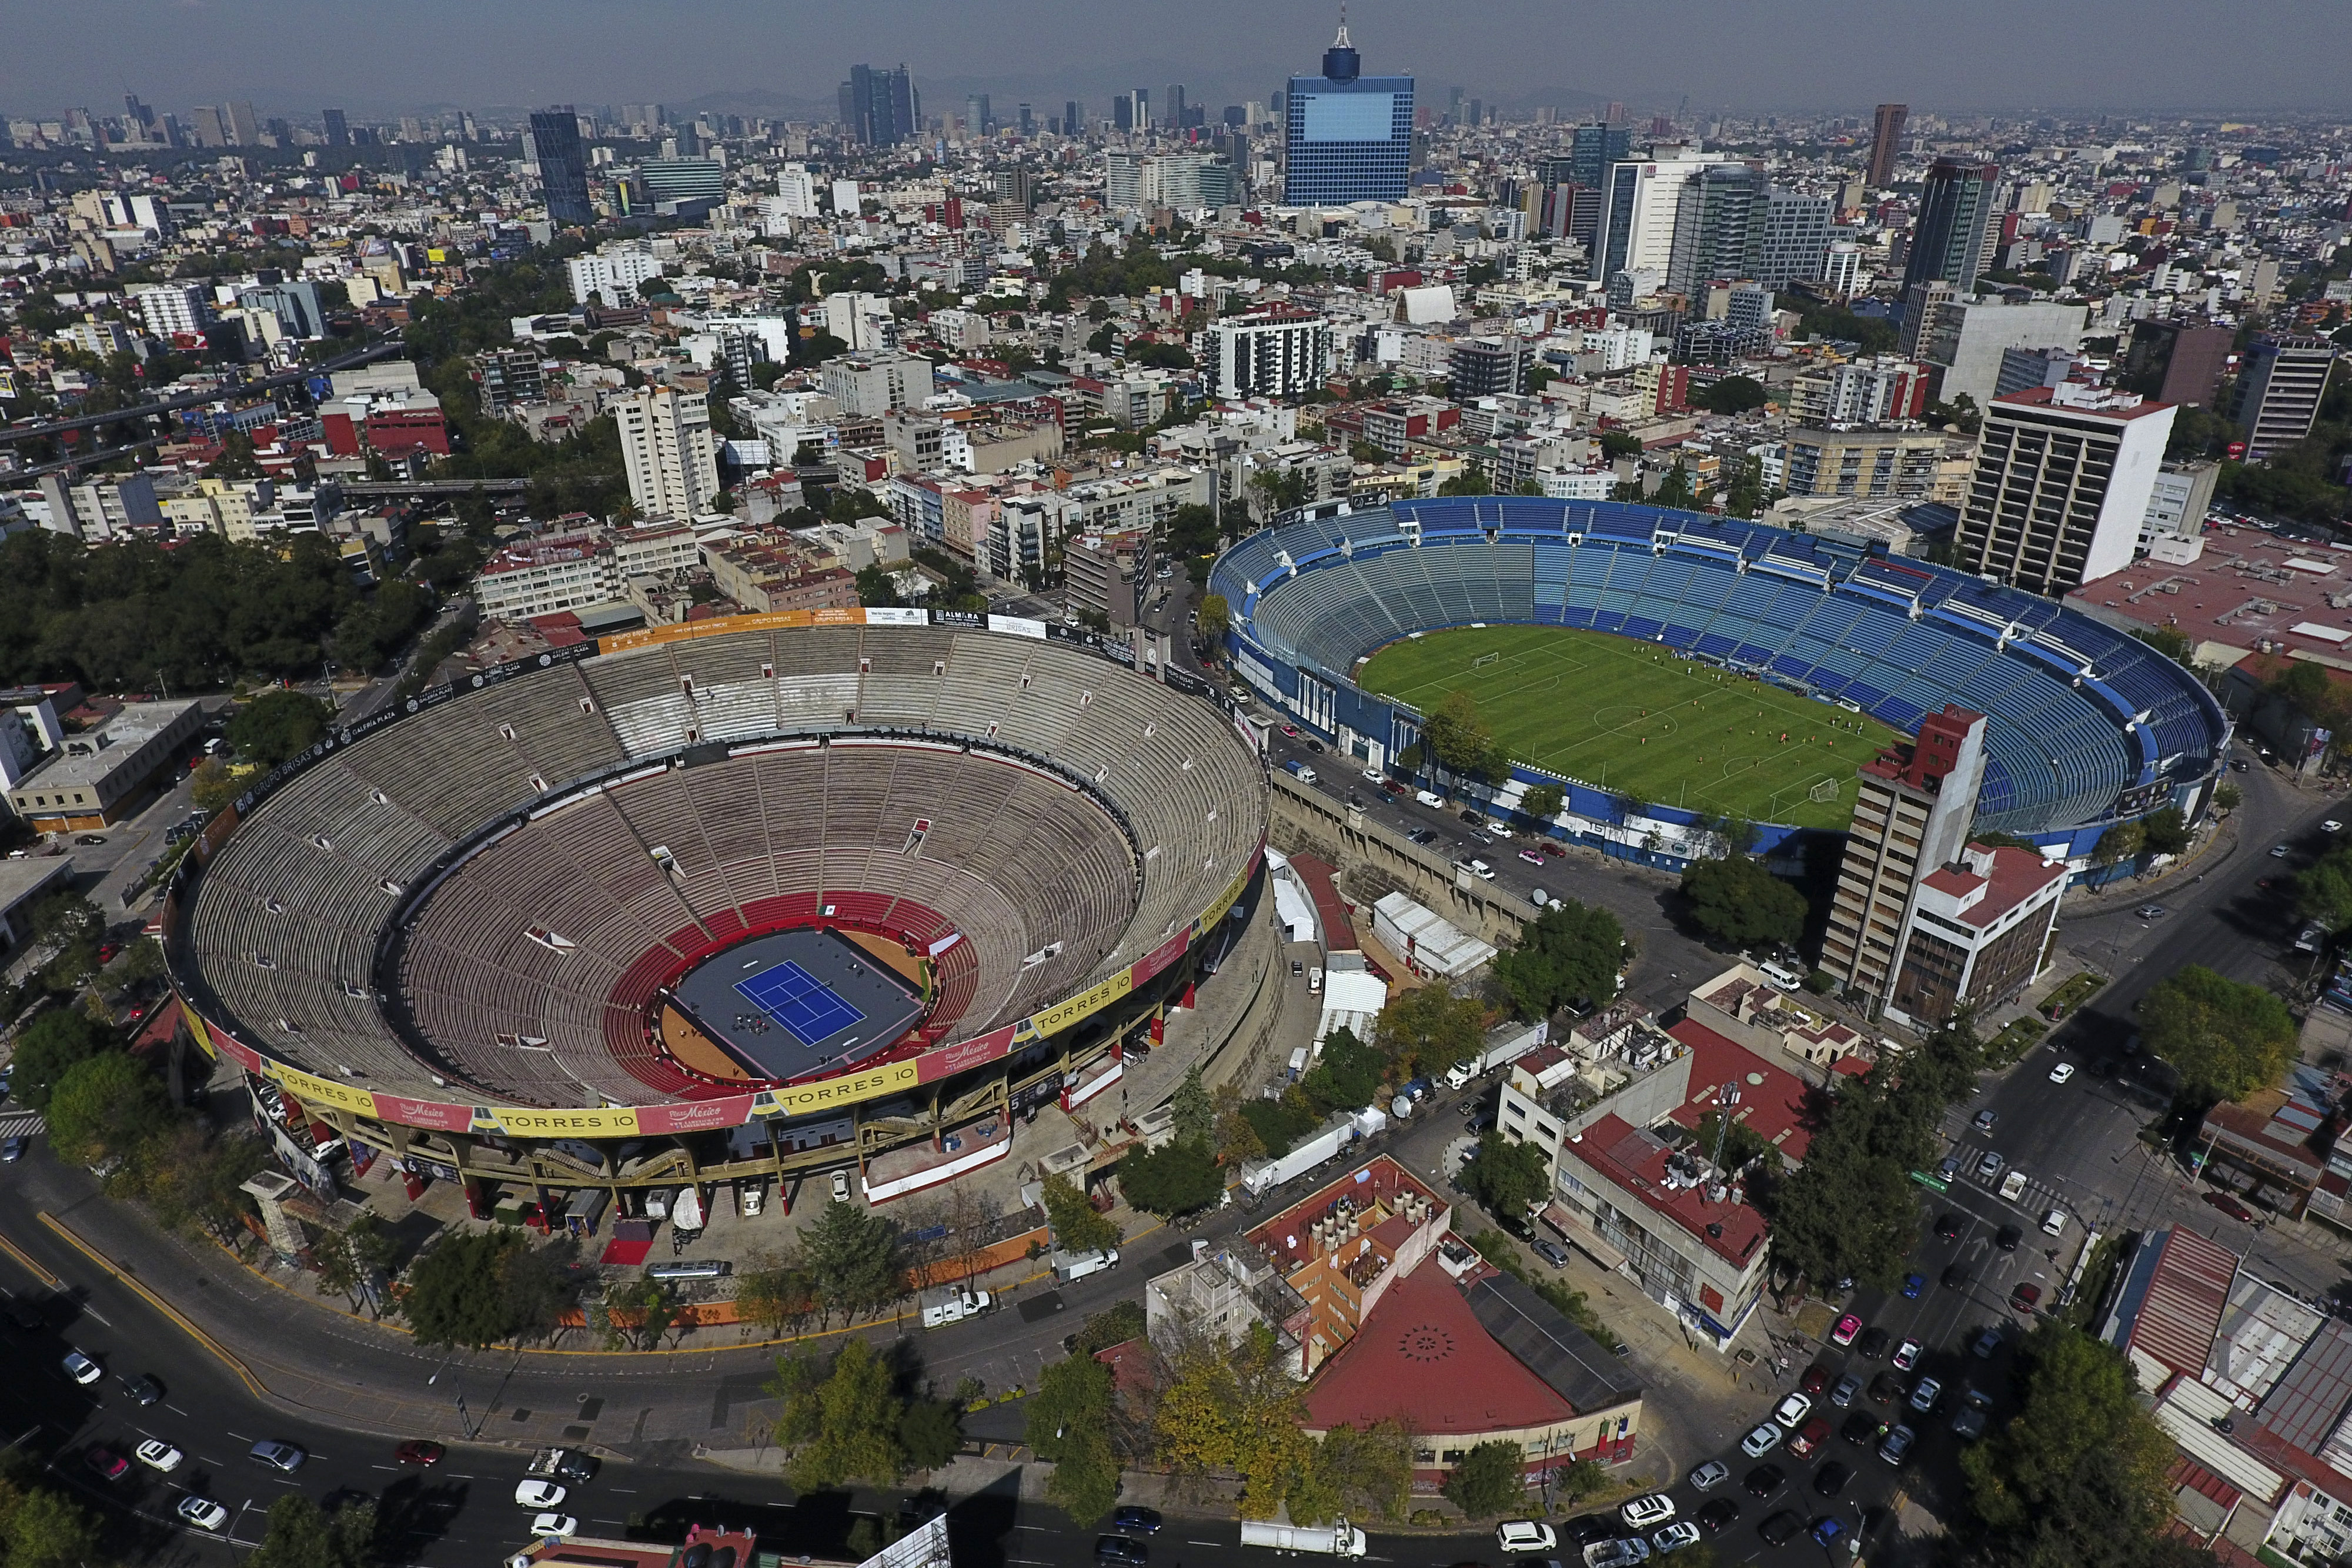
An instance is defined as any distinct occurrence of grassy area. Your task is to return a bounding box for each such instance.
[2039,971,2105,1022]
[1357,625,1896,829]
[2061,1231,2128,1330]
[1466,1227,1627,1353]
[1986,1015,2049,1068]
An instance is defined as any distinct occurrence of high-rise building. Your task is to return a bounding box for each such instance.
[614,386,721,521]
[1902,159,1999,297]
[1450,336,1529,401]
[1017,103,1034,135]
[1756,189,1832,287]
[1865,103,1907,188]
[1282,22,1413,205]
[1595,149,1729,282]
[322,108,348,147]
[190,105,228,148]
[226,101,260,146]
[1131,87,1151,132]
[776,163,820,219]
[1564,122,1632,243]
[1954,385,2178,594]
[1210,306,1332,399]
[2123,318,2233,408]
[1065,100,1083,136]
[1164,85,1186,128]
[1665,161,1766,297]
[2233,336,2339,459]
[528,107,594,227]
[964,94,991,136]
[1821,705,1987,1007]
[841,63,917,146]
[639,158,725,206]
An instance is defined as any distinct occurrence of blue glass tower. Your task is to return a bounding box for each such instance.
[1282,22,1412,205]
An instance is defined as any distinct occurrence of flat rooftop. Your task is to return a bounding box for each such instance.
[2068,524,2352,663]
[18,699,201,790]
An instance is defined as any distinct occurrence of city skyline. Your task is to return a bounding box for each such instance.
[4,0,2350,119]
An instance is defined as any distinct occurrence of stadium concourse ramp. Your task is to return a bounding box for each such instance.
[1211,497,2229,870]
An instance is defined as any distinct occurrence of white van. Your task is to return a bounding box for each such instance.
[1415,789,1445,807]
[1758,960,1805,991]
[1999,1169,2028,1203]
[2040,1208,2068,1238]
[1462,859,1496,881]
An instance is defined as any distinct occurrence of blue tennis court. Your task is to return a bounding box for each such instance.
[735,960,867,1045]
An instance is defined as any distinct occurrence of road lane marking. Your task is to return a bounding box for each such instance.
[83,1309,111,1326]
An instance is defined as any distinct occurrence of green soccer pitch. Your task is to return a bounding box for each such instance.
[1356,624,1901,830]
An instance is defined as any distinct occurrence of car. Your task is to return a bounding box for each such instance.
[1739,1422,1783,1457]
[1582,1540,1651,1568]
[395,1440,445,1466]
[1758,1510,1804,1547]
[2134,904,2169,920]
[1970,1328,2003,1360]
[96,943,118,964]
[1094,1536,1148,1565]
[176,1496,230,1533]
[2233,758,2250,773]
[2011,1282,2043,1313]
[514,1480,566,1509]
[249,1440,305,1472]
[1695,1498,1740,1535]
[1772,1392,1813,1429]
[1867,1370,1904,1405]
[1111,1507,1162,1534]
[1901,1273,1926,1300]
[1519,848,1545,865]
[1534,1239,1572,1268]
[1280,724,1299,738]
[1361,768,1384,785]
[2049,1061,2076,1085]
[1937,1154,1963,1182]
[1496,1521,1558,1553]
[1935,1211,1964,1240]
[1855,1326,1891,1359]
[1952,1405,1989,1441]
[1380,780,1408,798]
[1812,1516,1849,1550]
[1744,1464,1786,1499]
[76,834,107,846]
[1908,1376,1944,1415]
[2328,822,2344,834]
[1651,1522,1701,1554]
[1620,1495,1676,1531]
[1789,1417,1833,1460]
[1815,1460,1852,1497]
[1830,1313,1862,1348]
[1892,1338,1923,1371]
[1841,1410,1890,1446]
[4,1298,45,1331]
[532,1514,580,1538]
[1973,1107,2000,1131]
[2273,844,2291,858]
[1977,1149,2005,1179]
[2204,1190,2257,1223]
[1687,1459,1730,1492]
[61,1349,101,1385]
[1407,827,1439,845]
[1801,1360,1831,1395]
[1995,1223,2023,1252]
[121,1373,162,1405]
[1829,1368,1865,1407]
[1942,1263,1972,1290]
[1,1136,25,1162]
[136,1440,183,1473]
[1564,1514,1622,1547]
[85,1446,129,1481]
[1879,1424,1917,1465]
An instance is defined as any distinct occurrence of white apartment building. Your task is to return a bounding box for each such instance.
[1209,307,1332,400]
[565,248,666,307]
[614,385,721,521]
[1955,384,2178,594]
[132,283,212,337]
[820,292,895,353]
[820,353,936,417]
[776,162,821,219]
[472,523,702,621]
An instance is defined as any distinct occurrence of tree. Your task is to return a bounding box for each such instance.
[1154,1323,1312,1518]
[1026,1349,1120,1522]
[1441,1439,1528,1517]
[897,1395,964,1471]
[1461,1129,1550,1219]
[1171,1064,1214,1146]
[1680,855,1809,948]
[1305,1420,1414,1523]
[46,1051,173,1166]
[0,1473,99,1568]
[1692,375,1768,414]
[801,1198,905,1326]
[1651,460,1700,511]
[1438,462,1493,497]
[2091,818,2144,867]
[1040,1173,1121,1254]
[2137,805,2190,858]
[2139,964,2296,1104]
[1115,1137,1224,1217]
[1421,689,1496,776]
[589,1272,683,1351]
[768,1339,907,1490]
[854,563,901,607]
[1299,1026,1387,1111]
[735,1247,816,1337]
[2214,781,2242,813]
[8,1008,110,1111]
[190,757,241,811]
[1959,1323,2179,1564]
[1492,898,1624,1019]
[1195,593,1231,644]
[242,1494,379,1568]
[1519,782,1565,822]
[227,688,335,766]
[1373,982,1488,1075]
[399,1227,552,1349]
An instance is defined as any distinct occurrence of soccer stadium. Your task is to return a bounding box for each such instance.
[1212,497,2229,863]
[161,612,1267,1202]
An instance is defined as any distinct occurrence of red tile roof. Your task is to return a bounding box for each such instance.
[2128,1226,2240,1380]
[1665,1018,1818,1162]
[1917,844,2064,928]
[1565,1111,1770,1270]
[1288,855,1357,951]
[1302,1263,1575,1437]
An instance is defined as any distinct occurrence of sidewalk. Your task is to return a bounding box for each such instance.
[2061,809,2241,920]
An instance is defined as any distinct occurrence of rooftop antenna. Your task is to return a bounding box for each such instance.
[1334,0,1351,46]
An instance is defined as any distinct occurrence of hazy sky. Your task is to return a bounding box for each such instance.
[6,0,2347,122]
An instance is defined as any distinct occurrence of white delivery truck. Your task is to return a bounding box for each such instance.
[918,1286,992,1329]
[1048,1247,1120,1283]
[1240,1517,1369,1556]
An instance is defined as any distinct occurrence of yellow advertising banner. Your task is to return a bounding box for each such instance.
[264,1061,382,1119]
[480,1105,645,1138]
[599,608,871,656]
[1018,969,1132,1042]
[756,1059,923,1118]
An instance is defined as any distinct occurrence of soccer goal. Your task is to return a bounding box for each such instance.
[1471,651,1502,670]
[1808,776,1840,804]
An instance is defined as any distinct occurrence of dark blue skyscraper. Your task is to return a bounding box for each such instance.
[528,107,593,227]
[1282,22,1412,205]
[841,64,918,146]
